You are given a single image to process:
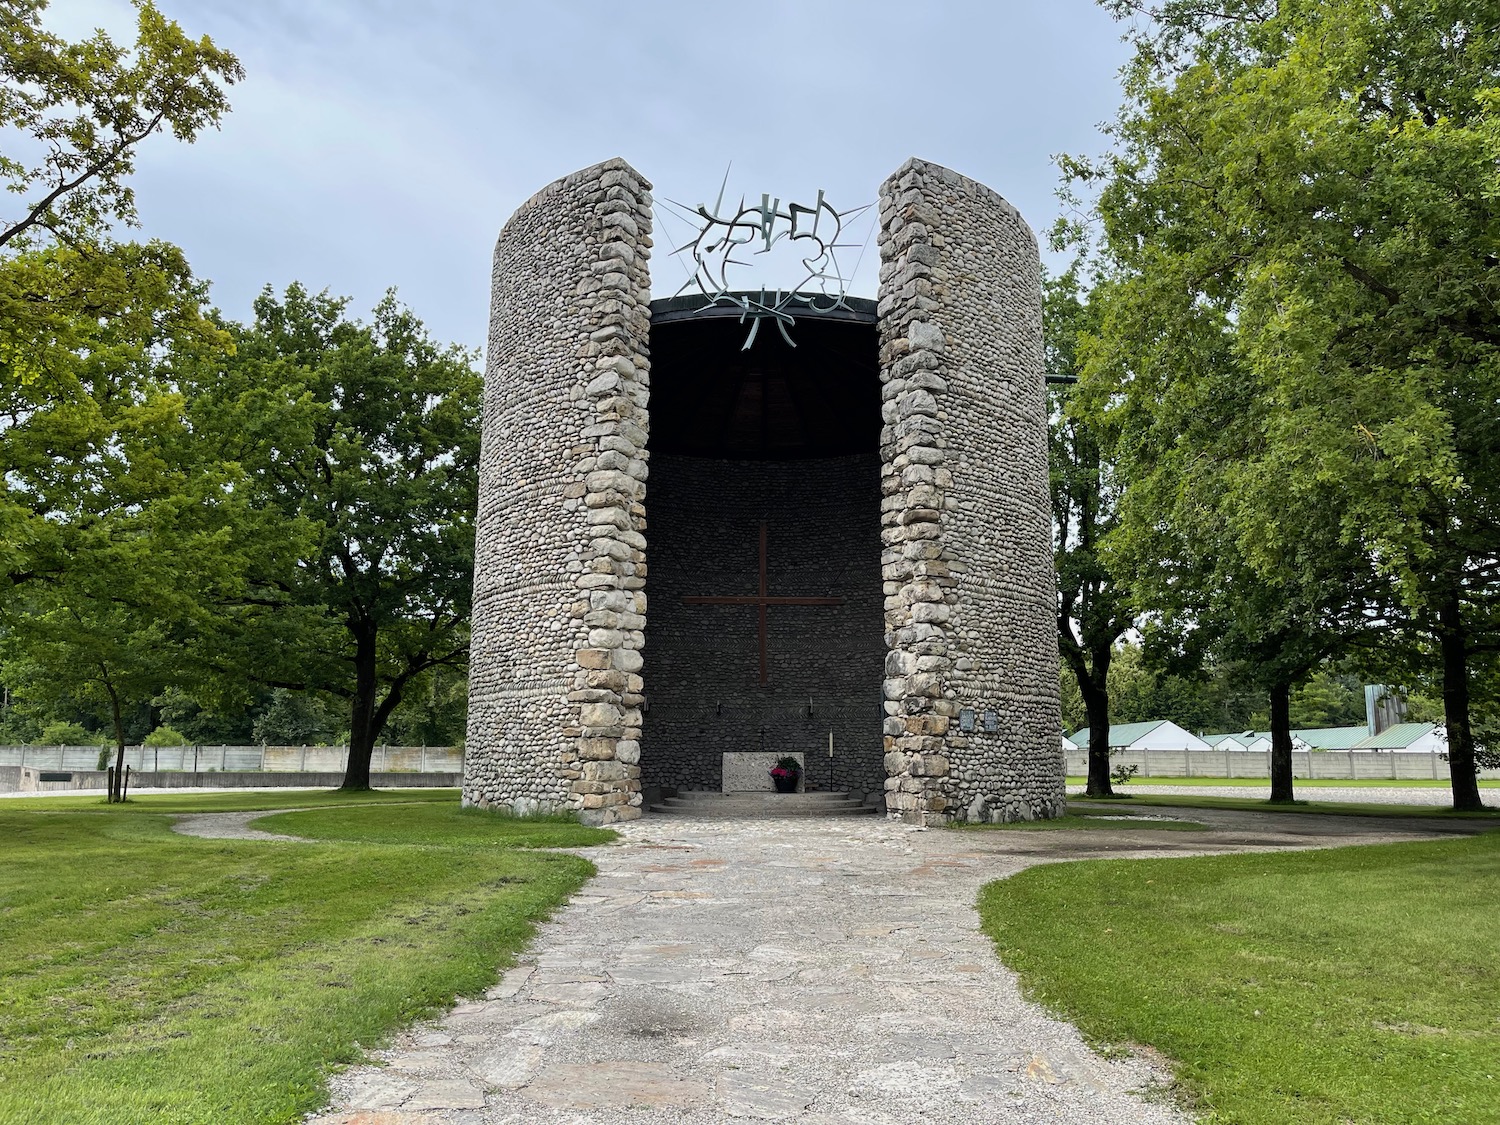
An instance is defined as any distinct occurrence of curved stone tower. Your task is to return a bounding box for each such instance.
[465,156,1062,826]
[875,158,1063,824]
[464,158,653,825]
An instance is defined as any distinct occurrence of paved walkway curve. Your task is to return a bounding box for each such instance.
[171,809,313,842]
[302,807,1483,1125]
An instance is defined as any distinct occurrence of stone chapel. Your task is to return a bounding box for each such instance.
[462,157,1063,826]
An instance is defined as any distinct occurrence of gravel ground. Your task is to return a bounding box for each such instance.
[1073,783,1499,807]
[300,807,1479,1125]
[171,809,312,842]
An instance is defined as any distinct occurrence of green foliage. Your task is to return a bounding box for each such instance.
[380,666,468,748]
[1287,670,1367,729]
[0,0,242,252]
[1109,761,1139,786]
[141,724,186,746]
[189,285,481,787]
[1074,0,1500,806]
[0,2,241,798]
[1098,643,1261,733]
[153,685,257,745]
[1049,269,1136,795]
[36,720,96,745]
[250,688,339,746]
[0,798,603,1123]
[980,831,1500,1123]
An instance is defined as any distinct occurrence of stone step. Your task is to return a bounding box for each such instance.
[648,791,878,818]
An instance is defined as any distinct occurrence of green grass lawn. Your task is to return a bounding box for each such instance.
[1072,792,1500,819]
[979,833,1500,1125]
[958,811,1208,832]
[0,795,613,1125]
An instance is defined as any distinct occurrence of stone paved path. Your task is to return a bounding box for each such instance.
[302,807,1481,1125]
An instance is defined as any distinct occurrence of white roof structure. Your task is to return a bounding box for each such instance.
[1068,721,1212,753]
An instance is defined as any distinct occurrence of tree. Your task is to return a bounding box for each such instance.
[0,0,241,252]
[0,1,240,798]
[1289,670,1367,729]
[250,688,339,746]
[1049,270,1135,797]
[1075,0,1500,809]
[196,286,481,791]
[0,241,246,798]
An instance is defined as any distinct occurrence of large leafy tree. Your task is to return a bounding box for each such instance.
[0,244,242,798]
[197,286,481,791]
[1049,270,1134,797]
[1075,0,1500,809]
[0,1,241,797]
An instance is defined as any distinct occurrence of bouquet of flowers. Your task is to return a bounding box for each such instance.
[769,755,801,791]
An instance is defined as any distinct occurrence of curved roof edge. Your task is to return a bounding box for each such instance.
[650,292,877,327]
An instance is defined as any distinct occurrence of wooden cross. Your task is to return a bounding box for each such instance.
[682,521,844,686]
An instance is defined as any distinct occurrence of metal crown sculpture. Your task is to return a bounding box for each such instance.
[665,178,870,349]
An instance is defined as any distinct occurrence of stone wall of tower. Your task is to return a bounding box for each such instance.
[463,157,653,825]
[876,158,1064,825]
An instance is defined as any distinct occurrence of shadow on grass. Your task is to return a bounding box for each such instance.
[957,812,1209,832]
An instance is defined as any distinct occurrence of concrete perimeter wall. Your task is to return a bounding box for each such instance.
[877,158,1064,825]
[0,745,461,772]
[5,768,460,793]
[1069,748,1500,781]
[464,157,653,825]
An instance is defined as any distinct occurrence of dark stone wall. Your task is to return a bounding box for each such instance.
[641,454,886,795]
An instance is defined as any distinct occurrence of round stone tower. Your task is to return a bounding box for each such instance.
[464,156,1063,826]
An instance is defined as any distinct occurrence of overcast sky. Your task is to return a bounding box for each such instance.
[55,1,1132,351]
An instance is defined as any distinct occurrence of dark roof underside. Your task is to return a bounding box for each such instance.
[648,295,880,460]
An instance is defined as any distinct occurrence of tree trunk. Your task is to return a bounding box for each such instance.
[1268,681,1295,803]
[341,624,379,791]
[340,624,416,791]
[1082,649,1115,798]
[107,681,126,803]
[1438,591,1483,811]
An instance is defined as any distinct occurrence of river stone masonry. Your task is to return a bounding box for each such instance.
[466,156,1062,826]
[876,158,1064,825]
[464,157,653,826]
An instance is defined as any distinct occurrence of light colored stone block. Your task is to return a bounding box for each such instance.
[722,752,804,793]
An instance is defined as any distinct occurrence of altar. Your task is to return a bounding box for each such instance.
[721,751,803,793]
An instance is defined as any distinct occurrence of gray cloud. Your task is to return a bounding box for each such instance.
[54,0,1128,349]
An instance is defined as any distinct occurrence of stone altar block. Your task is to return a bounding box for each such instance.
[722,752,803,793]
